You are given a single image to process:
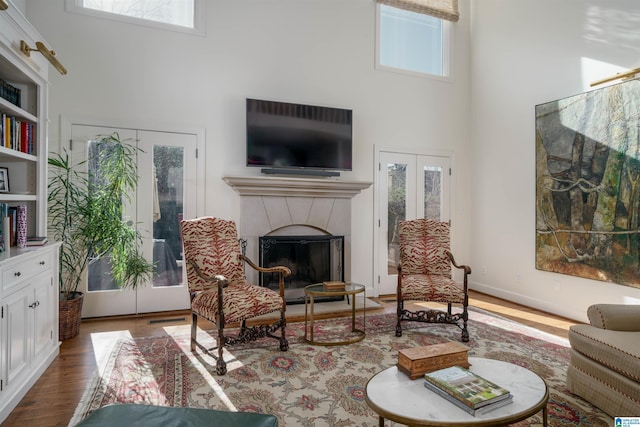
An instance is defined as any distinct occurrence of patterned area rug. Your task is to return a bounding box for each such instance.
[69,309,612,426]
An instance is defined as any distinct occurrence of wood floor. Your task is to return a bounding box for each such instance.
[2,290,579,427]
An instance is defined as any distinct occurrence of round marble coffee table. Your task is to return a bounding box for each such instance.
[365,357,548,426]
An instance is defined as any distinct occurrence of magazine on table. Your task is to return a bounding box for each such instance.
[423,365,512,415]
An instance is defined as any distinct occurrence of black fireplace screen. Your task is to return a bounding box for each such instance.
[259,235,344,304]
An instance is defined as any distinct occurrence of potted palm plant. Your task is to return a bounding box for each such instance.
[48,132,154,340]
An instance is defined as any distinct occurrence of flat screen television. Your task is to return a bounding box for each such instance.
[246,98,352,172]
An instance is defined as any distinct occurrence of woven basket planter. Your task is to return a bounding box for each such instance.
[59,292,84,341]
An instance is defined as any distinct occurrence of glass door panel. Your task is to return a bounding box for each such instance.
[378,152,416,295]
[417,156,449,222]
[386,162,408,275]
[135,130,194,313]
[71,125,137,317]
[151,145,184,288]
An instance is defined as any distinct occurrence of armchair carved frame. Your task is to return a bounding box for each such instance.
[395,218,471,343]
[180,216,291,376]
[396,251,470,342]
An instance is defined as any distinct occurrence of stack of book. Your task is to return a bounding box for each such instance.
[323,281,346,291]
[423,366,512,416]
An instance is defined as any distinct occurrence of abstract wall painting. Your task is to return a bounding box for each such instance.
[535,79,640,289]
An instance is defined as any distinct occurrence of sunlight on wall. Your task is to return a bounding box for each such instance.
[580,57,628,90]
[623,296,640,304]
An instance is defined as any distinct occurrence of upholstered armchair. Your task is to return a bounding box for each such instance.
[567,304,640,416]
[396,218,470,342]
[180,217,291,375]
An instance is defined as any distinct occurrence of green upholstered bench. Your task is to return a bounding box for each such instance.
[73,404,278,427]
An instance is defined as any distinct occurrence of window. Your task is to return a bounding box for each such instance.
[376,4,452,79]
[66,0,205,35]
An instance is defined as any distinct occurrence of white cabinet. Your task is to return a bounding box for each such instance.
[3,269,55,387]
[0,1,61,424]
[0,244,60,424]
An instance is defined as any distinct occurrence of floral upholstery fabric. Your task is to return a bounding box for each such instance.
[399,219,464,303]
[181,216,284,324]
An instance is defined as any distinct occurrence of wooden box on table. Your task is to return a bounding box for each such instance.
[398,342,470,380]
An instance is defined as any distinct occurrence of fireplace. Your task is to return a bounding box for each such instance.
[259,235,344,304]
[223,175,372,304]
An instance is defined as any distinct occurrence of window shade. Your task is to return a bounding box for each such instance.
[376,0,459,22]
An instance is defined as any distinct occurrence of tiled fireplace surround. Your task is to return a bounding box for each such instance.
[223,176,372,287]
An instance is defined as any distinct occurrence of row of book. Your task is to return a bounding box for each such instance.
[1,114,36,154]
[0,78,21,108]
[0,203,47,251]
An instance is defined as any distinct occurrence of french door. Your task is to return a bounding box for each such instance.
[376,151,451,295]
[69,125,197,317]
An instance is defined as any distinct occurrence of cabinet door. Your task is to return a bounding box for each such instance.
[2,288,30,391]
[32,273,54,362]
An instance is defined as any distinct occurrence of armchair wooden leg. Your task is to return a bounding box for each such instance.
[279,310,289,351]
[216,323,227,375]
[190,312,198,352]
[461,304,469,342]
[461,327,469,342]
[396,300,403,337]
[216,355,227,375]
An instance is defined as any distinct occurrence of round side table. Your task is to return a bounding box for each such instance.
[303,282,365,346]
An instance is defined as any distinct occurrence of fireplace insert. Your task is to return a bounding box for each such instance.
[259,235,344,304]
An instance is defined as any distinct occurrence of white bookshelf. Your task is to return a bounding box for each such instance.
[0,1,61,424]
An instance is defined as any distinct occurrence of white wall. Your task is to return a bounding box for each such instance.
[470,0,640,322]
[11,0,26,15]
[24,1,472,296]
[24,0,640,322]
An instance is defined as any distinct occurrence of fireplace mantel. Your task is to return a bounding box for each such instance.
[223,175,372,198]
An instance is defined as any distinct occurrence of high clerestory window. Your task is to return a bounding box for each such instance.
[376,0,459,80]
[65,0,205,35]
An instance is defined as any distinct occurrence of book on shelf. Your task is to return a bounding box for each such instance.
[323,281,346,291]
[398,342,469,380]
[423,365,511,415]
[0,78,21,107]
[1,113,35,154]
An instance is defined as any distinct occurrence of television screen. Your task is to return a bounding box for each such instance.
[246,98,352,171]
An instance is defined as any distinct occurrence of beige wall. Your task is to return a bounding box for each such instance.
[27,0,640,321]
[470,0,640,321]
